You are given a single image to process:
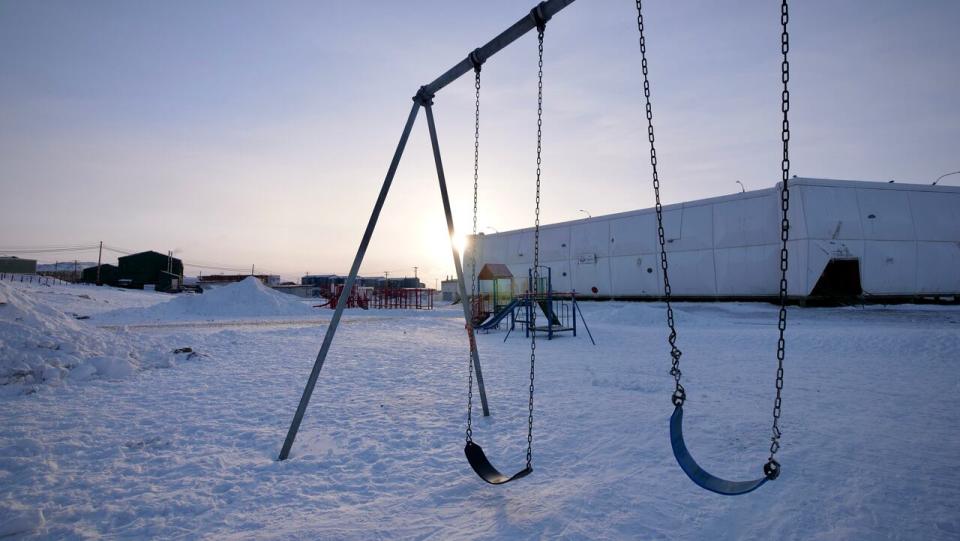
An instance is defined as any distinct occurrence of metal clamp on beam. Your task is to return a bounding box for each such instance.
[530,1,551,31]
[413,86,435,106]
[468,48,485,73]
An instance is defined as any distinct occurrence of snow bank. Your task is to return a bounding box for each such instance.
[0,283,175,393]
[96,276,316,323]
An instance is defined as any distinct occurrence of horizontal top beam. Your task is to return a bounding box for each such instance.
[421,0,577,97]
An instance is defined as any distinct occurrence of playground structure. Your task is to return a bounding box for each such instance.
[470,263,515,325]
[473,264,595,344]
[519,266,593,343]
[369,286,435,310]
[313,283,371,309]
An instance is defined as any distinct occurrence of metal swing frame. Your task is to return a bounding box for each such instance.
[281,0,791,496]
[278,0,577,462]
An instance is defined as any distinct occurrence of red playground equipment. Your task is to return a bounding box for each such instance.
[323,283,370,309]
[369,287,434,310]
[313,283,435,310]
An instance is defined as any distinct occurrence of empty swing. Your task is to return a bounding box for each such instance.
[463,5,550,485]
[635,0,793,495]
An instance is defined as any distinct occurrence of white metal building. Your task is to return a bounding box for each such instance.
[440,276,460,302]
[465,178,960,301]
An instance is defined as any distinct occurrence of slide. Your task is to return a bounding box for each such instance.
[537,300,562,326]
[475,299,520,330]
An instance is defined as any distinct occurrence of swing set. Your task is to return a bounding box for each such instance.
[279,0,793,496]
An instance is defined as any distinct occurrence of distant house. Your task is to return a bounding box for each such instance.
[81,264,119,286]
[0,256,37,274]
[117,251,183,292]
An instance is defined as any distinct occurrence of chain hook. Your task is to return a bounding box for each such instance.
[469,48,484,73]
[671,385,686,407]
[530,2,550,33]
[764,458,781,480]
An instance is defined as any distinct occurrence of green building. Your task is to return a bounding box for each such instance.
[0,256,37,274]
[81,264,120,286]
[117,251,183,292]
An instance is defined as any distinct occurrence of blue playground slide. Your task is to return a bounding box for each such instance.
[537,300,562,326]
[475,299,520,330]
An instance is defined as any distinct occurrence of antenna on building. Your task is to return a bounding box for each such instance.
[736,180,746,193]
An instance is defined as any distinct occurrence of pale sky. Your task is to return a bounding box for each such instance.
[1,1,958,286]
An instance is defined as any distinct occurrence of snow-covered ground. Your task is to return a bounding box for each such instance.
[1,280,958,539]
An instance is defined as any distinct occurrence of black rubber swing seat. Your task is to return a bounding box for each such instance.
[464,441,533,485]
[670,406,772,496]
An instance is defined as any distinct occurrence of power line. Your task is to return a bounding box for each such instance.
[101,244,139,255]
[0,242,99,250]
[101,246,266,273]
[0,245,100,255]
[2,242,284,276]
[183,262,252,273]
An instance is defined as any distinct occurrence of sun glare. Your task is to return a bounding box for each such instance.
[453,233,468,256]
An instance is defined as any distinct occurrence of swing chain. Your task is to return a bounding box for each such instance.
[635,0,684,406]
[526,22,545,471]
[767,0,791,477]
[466,58,482,444]
[472,71,481,261]
[472,65,481,303]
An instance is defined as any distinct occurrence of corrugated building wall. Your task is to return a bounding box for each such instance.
[464,178,960,300]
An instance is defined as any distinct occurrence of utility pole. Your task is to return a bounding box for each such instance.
[96,241,103,285]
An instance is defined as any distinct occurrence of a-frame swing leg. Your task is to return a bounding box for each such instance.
[278,101,420,460]
[423,101,491,417]
[279,99,489,460]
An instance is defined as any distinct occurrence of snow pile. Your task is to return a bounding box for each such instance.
[97,276,316,323]
[0,283,169,391]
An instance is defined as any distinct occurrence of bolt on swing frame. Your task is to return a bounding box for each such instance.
[278,0,578,461]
